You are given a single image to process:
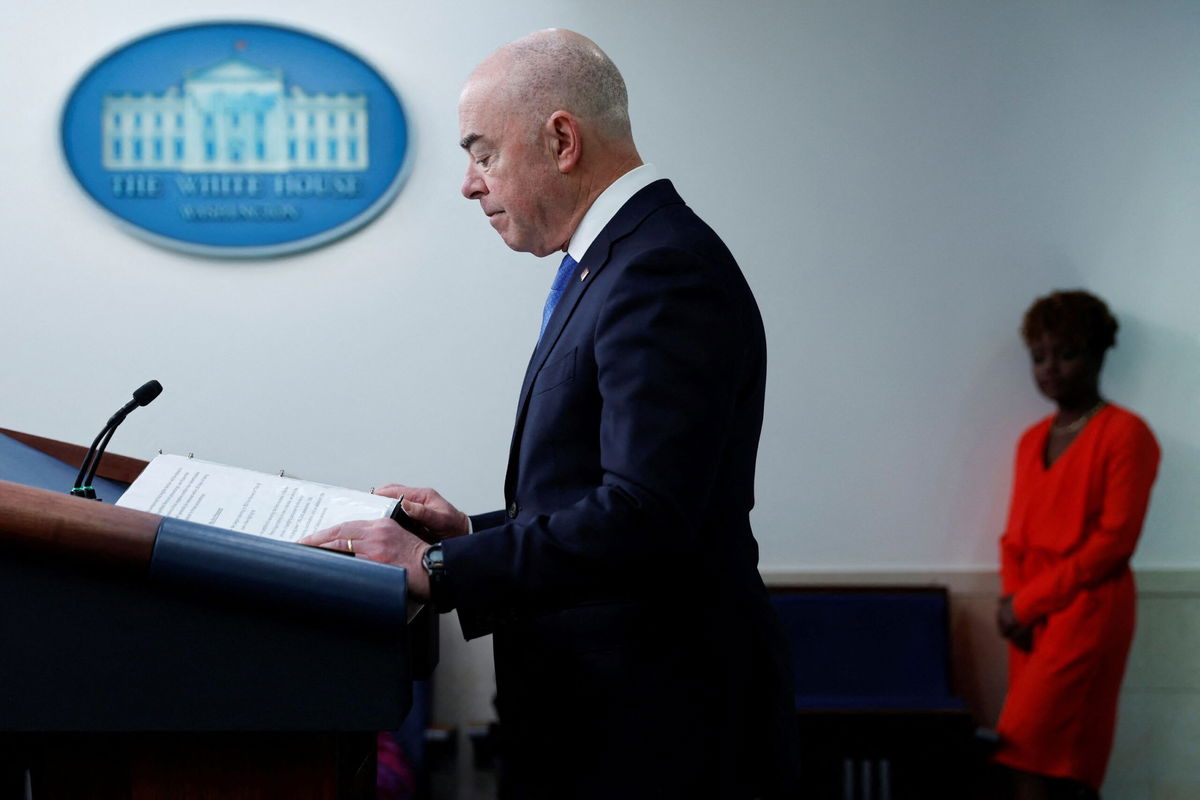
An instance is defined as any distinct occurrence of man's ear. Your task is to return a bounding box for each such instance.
[547,111,581,173]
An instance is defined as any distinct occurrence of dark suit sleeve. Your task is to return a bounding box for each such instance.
[469,510,507,532]
[446,238,765,638]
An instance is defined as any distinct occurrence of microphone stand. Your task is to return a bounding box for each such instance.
[71,380,162,501]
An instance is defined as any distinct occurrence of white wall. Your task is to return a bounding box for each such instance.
[4,0,1199,767]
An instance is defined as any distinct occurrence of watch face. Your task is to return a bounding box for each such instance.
[420,544,451,612]
[423,544,443,573]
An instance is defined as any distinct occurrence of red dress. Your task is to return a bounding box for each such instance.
[994,404,1159,789]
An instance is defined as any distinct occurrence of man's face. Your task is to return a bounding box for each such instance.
[458,79,568,257]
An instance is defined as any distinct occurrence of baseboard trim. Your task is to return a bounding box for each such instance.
[759,567,1200,596]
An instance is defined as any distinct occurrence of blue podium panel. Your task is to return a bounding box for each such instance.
[0,545,411,732]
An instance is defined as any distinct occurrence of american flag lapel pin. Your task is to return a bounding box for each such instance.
[580,267,589,281]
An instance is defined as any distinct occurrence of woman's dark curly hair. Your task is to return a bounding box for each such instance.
[1021,290,1119,356]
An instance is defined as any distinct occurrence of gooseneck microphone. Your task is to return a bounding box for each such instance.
[72,380,163,500]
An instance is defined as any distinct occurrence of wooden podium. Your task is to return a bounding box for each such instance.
[0,429,435,799]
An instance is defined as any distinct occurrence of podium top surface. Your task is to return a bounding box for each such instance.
[0,431,130,501]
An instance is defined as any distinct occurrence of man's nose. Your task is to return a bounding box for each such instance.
[462,169,486,200]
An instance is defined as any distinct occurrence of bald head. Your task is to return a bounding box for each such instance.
[471,29,633,145]
[458,30,643,256]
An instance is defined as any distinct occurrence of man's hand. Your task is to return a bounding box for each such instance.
[300,518,431,600]
[372,484,470,541]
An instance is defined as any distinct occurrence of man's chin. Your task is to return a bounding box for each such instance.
[490,215,522,250]
[491,224,556,257]
[496,231,524,252]
[496,231,541,256]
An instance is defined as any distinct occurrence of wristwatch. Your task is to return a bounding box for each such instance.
[421,543,453,613]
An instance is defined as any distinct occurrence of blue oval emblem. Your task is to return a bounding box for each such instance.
[61,22,410,257]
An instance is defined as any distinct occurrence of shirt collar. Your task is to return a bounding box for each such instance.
[566,163,659,263]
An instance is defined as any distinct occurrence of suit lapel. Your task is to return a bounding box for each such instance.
[502,180,685,502]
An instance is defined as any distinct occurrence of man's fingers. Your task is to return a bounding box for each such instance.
[400,497,426,520]
[299,524,341,546]
[299,523,354,548]
[405,497,453,534]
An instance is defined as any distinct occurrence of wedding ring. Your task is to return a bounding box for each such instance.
[346,538,354,553]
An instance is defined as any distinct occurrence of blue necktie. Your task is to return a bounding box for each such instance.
[538,253,577,343]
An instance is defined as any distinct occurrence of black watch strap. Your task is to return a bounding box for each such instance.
[421,543,454,613]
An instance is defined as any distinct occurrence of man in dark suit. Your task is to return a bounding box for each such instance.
[305,28,797,799]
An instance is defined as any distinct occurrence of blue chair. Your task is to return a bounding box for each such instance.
[770,586,977,799]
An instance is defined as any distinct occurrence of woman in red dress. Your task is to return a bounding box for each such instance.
[994,290,1160,800]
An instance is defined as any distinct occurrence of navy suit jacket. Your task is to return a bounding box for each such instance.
[444,180,796,798]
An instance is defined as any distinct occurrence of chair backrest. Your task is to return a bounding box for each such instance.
[769,586,964,711]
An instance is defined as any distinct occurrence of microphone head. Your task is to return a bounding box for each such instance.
[132,380,163,407]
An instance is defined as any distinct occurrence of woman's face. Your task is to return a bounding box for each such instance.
[1028,331,1102,406]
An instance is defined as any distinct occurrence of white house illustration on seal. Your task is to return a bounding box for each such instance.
[101,55,368,172]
